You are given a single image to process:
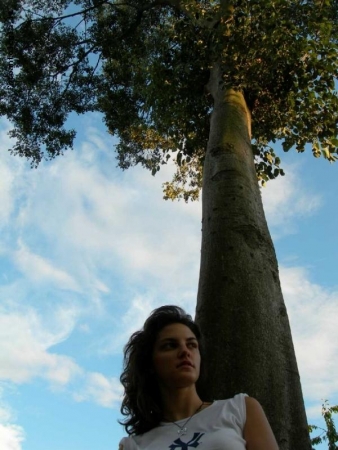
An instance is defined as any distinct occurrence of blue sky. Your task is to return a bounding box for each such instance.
[0,112,337,450]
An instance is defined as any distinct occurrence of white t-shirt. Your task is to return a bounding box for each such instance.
[119,393,247,450]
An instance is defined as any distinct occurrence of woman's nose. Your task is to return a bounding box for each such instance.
[178,345,190,357]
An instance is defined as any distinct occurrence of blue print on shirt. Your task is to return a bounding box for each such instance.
[168,432,205,450]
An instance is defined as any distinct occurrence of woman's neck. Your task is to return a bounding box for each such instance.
[160,386,204,422]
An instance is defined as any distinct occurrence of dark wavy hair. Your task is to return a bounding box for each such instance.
[119,305,204,436]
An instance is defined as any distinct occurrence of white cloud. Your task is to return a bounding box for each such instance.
[99,295,156,355]
[121,295,155,333]
[6,123,322,309]
[0,122,25,229]
[0,159,15,226]
[13,244,81,292]
[1,116,336,442]
[0,304,124,411]
[0,390,24,450]
[0,309,81,385]
[262,163,321,236]
[0,126,201,297]
[78,323,91,334]
[74,372,123,408]
[98,291,197,356]
[280,266,338,417]
[0,120,28,231]
[0,407,11,424]
[0,424,24,450]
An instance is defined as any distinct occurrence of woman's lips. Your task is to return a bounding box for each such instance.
[177,361,193,368]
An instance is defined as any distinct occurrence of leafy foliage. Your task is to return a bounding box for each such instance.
[0,0,337,198]
[309,401,338,449]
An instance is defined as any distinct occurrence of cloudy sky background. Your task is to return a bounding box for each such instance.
[0,113,337,450]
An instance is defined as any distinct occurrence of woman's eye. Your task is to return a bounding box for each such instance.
[188,343,198,349]
[159,341,198,350]
[161,342,176,349]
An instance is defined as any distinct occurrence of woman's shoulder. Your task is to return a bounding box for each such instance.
[119,436,138,450]
[221,393,248,400]
[215,392,248,408]
[212,393,248,425]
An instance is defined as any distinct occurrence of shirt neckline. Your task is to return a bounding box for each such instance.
[159,401,216,426]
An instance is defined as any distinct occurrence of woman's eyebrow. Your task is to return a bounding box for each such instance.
[159,337,197,343]
[158,337,177,343]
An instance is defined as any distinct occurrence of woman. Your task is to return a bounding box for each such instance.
[119,305,278,450]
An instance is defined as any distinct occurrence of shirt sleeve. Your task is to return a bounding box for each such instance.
[231,393,248,431]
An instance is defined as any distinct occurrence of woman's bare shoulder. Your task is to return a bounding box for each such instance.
[244,397,279,450]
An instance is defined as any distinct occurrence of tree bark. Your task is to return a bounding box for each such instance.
[195,66,311,450]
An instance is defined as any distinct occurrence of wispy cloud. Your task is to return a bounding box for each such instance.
[0,389,24,450]
[0,423,24,450]
[0,158,15,226]
[96,290,198,357]
[280,266,338,418]
[0,308,81,384]
[0,116,335,445]
[0,304,125,414]
[1,122,200,297]
[262,163,321,237]
[73,372,123,408]
[97,294,157,355]
[13,244,81,292]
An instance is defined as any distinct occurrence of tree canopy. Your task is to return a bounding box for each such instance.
[0,0,337,200]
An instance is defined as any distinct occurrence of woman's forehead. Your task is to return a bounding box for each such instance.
[156,323,197,341]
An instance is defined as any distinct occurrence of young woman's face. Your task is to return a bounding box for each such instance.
[152,323,201,389]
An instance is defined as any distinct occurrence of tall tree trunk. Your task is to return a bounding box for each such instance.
[195,66,311,450]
